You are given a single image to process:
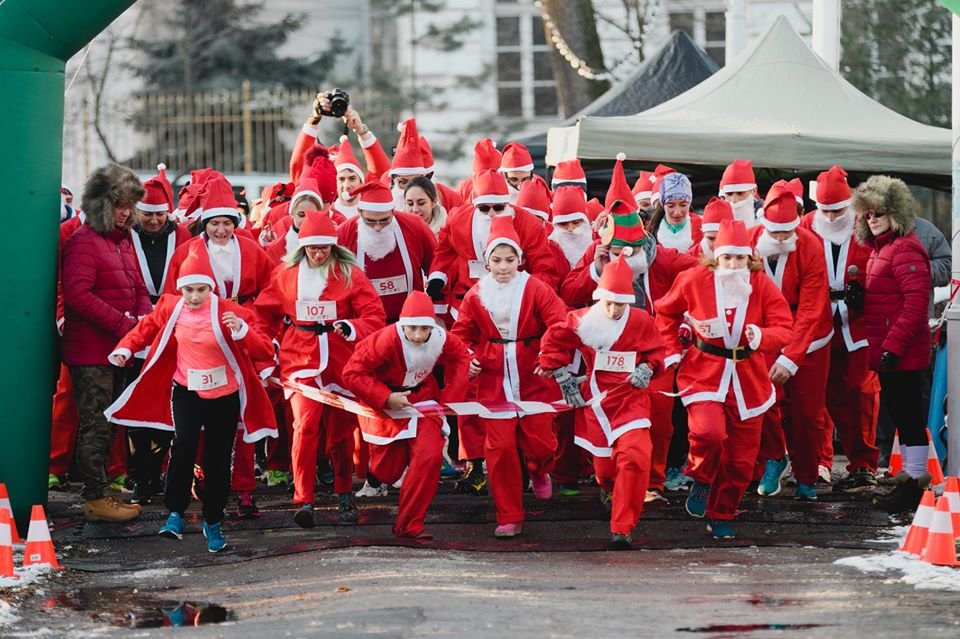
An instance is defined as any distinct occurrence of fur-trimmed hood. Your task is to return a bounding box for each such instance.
[853,175,918,244]
[81,164,144,234]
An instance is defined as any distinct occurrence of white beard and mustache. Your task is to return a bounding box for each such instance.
[549,224,592,268]
[626,248,648,276]
[392,185,406,209]
[730,198,757,226]
[403,329,446,372]
[715,266,753,308]
[755,231,797,259]
[812,209,854,246]
[507,182,521,204]
[478,273,520,336]
[699,237,714,260]
[575,303,627,351]
[359,218,399,260]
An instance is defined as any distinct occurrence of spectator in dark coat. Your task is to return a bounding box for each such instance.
[62,164,151,522]
[912,216,951,317]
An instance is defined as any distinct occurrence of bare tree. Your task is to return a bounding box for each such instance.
[541,0,610,117]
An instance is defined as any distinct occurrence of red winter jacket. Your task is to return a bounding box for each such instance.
[864,230,931,371]
[62,226,152,366]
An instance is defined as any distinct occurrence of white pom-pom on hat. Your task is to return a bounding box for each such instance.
[622,246,634,257]
[157,163,167,171]
[616,152,626,162]
[339,135,349,143]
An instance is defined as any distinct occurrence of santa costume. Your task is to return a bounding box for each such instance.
[289,115,390,187]
[342,292,471,538]
[132,164,193,303]
[688,197,734,260]
[719,159,761,228]
[457,137,502,202]
[652,169,703,253]
[551,159,587,192]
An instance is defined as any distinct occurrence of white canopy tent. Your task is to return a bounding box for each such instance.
[545,16,951,176]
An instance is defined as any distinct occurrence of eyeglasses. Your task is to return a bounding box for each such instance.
[361,215,393,228]
[864,211,886,220]
[477,204,507,213]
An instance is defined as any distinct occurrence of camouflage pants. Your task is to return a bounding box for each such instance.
[70,365,127,500]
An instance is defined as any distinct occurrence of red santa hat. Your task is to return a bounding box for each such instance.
[713,219,753,257]
[632,170,655,202]
[298,210,338,247]
[719,159,756,194]
[419,136,436,175]
[472,169,511,205]
[174,183,202,221]
[190,167,217,187]
[551,185,589,225]
[304,145,337,204]
[269,181,295,204]
[701,197,734,233]
[290,177,325,211]
[649,164,675,203]
[471,138,502,175]
[350,181,395,212]
[484,215,523,260]
[176,247,217,290]
[516,177,551,221]
[499,142,534,173]
[765,178,804,208]
[604,152,637,214]
[199,175,240,224]
[592,253,635,304]
[761,191,801,233]
[397,290,438,329]
[335,135,364,179]
[390,119,427,177]
[586,197,605,221]
[138,163,173,214]
[552,159,586,187]
[815,165,852,211]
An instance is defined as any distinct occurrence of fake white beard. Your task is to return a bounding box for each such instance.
[699,237,714,260]
[298,258,329,300]
[812,210,854,246]
[507,182,521,204]
[359,218,399,261]
[715,266,753,308]
[755,231,798,259]
[392,185,406,209]
[548,224,592,268]
[403,330,446,372]
[477,273,520,335]
[627,248,648,276]
[575,303,627,352]
[730,198,756,225]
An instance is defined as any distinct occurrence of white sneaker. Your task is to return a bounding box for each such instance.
[392,468,407,489]
[818,464,832,484]
[354,481,388,498]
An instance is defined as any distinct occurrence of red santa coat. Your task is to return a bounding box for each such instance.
[430,207,560,313]
[748,225,835,372]
[253,260,386,393]
[289,125,391,184]
[342,324,470,444]
[561,241,699,310]
[539,307,665,456]
[450,272,567,407]
[655,266,794,419]
[799,212,870,352]
[104,295,277,442]
[165,235,274,305]
[337,212,437,321]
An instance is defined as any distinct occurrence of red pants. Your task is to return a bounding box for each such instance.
[266,387,293,472]
[551,411,584,484]
[647,372,676,490]
[230,433,257,492]
[593,428,652,535]
[484,413,557,525]
[457,415,486,461]
[687,396,764,521]
[759,345,830,485]
[289,392,356,504]
[354,431,371,480]
[822,341,880,471]
[369,418,445,537]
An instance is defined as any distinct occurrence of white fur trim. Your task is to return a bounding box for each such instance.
[552,177,586,186]
[339,320,357,342]
[176,274,216,289]
[816,198,852,211]
[590,263,602,283]
[108,348,133,367]
[714,245,752,256]
[200,207,240,223]
[761,218,800,232]
[292,190,324,210]
[302,124,319,137]
[484,238,523,260]
[633,191,652,201]
[701,222,720,232]
[298,234,337,247]
[473,194,511,205]
[721,182,756,193]
[527,208,549,220]
[389,166,427,177]
[552,212,588,224]
[746,324,762,350]
[337,163,364,178]
[359,132,377,149]
[397,316,439,328]
[427,271,448,285]
[136,201,169,212]
[592,288,635,304]
[499,163,534,173]
[231,318,249,341]
[774,354,798,376]
[358,200,395,212]
[664,353,681,368]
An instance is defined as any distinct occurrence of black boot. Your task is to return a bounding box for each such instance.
[872,472,929,513]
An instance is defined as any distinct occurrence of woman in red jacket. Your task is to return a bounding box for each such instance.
[854,176,933,513]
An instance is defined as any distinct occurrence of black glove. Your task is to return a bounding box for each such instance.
[878,351,900,371]
[334,321,353,339]
[844,280,865,311]
[426,278,445,302]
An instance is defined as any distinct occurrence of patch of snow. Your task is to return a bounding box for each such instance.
[836,551,960,591]
[128,567,181,579]
[864,525,910,544]
[0,600,20,626]
[0,562,55,590]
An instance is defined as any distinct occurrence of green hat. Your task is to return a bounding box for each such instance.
[601,211,648,248]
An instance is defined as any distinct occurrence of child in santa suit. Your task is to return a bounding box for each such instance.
[254,211,386,527]
[451,216,568,538]
[104,249,277,552]
[538,253,666,550]
[342,292,471,539]
[655,220,793,539]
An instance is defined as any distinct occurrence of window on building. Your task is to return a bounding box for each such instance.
[495,8,558,118]
[705,11,726,66]
[669,12,695,36]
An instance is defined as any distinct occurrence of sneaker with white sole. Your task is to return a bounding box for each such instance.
[355,481,389,498]
[757,456,789,496]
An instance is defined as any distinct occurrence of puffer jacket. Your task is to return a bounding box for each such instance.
[62,226,152,365]
[863,230,931,371]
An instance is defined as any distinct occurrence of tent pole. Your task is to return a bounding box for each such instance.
[812,0,841,70]
[947,13,960,477]
[725,0,747,63]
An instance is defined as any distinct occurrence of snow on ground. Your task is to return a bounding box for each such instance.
[836,551,960,591]
[864,525,910,544]
[0,600,19,626]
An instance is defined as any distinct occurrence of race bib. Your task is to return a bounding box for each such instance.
[187,366,228,391]
[296,300,337,322]
[372,275,408,297]
[594,350,637,373]
[402,367,432,388]
[688,314,724,339]
[468,259,487,280]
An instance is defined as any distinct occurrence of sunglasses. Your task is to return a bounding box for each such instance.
[477,204,507,213]
[865,211,886,220]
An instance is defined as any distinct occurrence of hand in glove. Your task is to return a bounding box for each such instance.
[426,278,445,302]
[629,363,654,389]
[878,351,900,371]
[554,368,587,408]
[678,323,693,347]
[844,280,865,311]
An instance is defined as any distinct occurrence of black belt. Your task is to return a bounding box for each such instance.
[388,381,425,393]
[490,337,537,346]
[695,338,753,362]
[227,294,253,305]
[293,323,334,335]
[829,290,845,301]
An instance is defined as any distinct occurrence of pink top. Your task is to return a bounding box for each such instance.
[173,299,239,399]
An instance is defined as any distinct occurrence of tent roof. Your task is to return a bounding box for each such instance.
[545,16,951,175]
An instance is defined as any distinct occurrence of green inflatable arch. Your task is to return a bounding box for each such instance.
[0,0,135,530]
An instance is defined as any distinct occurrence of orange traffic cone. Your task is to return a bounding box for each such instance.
[926,430,944,485]
[920,496,960,566]
[899,490,936,555]
[22,505,60,570]
[889,433,902,476]
[0,509,16,579]
[0,484,19,543]
[944,477,960,540]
